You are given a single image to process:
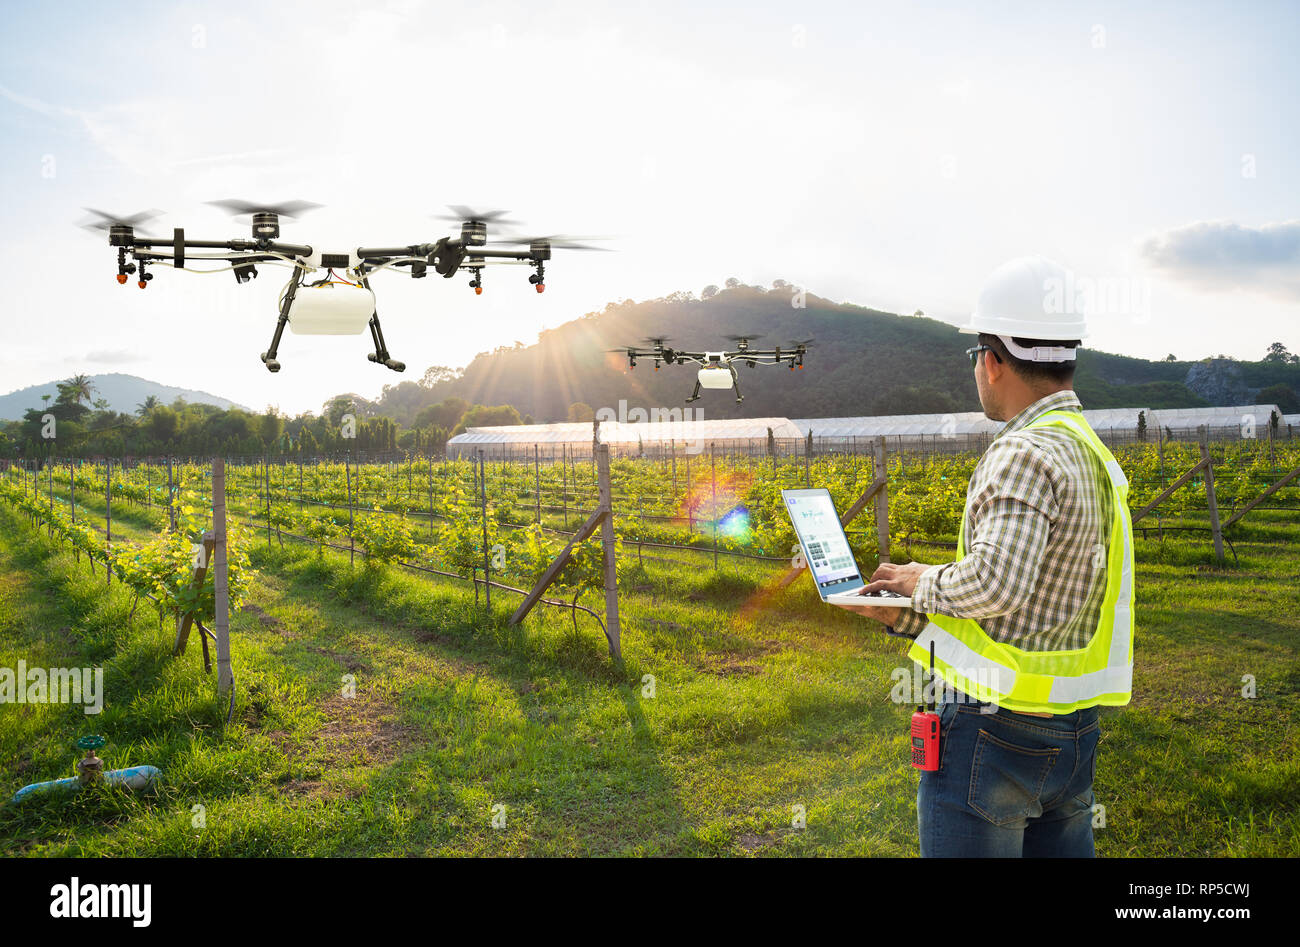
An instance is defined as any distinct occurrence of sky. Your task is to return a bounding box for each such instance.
[0,0,1296,417]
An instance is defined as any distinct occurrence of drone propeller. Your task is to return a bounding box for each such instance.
[206,199,322,218]
[642,336,672,347]
[80,207,163,233]
[436,206,519,226]
[206,199,321,240]
[494,233,611,252]
[788,338,815,348]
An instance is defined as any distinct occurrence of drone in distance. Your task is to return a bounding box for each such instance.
[609,335,813,403]
[81,202,607,373]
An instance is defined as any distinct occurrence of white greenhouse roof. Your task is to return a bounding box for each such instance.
[448,417,802,448]
[1148,404,1284,430]
[446,404,1292,449]
[1080,407,1152,431]
[791,413,999,438]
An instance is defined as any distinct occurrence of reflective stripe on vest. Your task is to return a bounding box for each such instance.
[905,410,1135,713]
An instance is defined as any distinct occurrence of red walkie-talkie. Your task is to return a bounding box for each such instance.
[911,640,940,771]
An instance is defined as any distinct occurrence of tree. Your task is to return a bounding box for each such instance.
[420,365,461,388]
[64,374,95,406]
[1257,383,1300,414]
[1137,410,1147,442]
[136,394,160,416]
[147,405,180,444]
[724,277,740,289]
[567,402,595,422]
[1264,342,1299,365]
[701,284,719,299]
[452,404,523,435]
[1164,353,1177,361]
[414,397,468,431]
[259,410,284,448]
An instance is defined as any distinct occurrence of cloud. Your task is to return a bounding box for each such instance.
[1140,220,1300,300]
[80,349,143,364]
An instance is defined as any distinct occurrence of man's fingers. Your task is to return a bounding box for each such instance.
[862,579,898,594]
[868,563,897,581]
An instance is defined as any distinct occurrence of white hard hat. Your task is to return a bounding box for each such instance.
[962,256,1089,344]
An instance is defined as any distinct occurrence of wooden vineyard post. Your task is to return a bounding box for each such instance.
[1157,421,1166,487]
[69,460,75,524]
[478,450,491,611]
[711,442,719,570]
[561,445,569,528]
[105,458,112,586]
[214,459,232,694]
[166,455,176,531]
[534,444,541,524]
[804,431,812,487]
[263,454,272,547]
[1199,428,1225,564]
[874,436,891,564]
[596,444,622,661]
[346,450,355,567]
[428,453,435,539]
[685,455,692,531]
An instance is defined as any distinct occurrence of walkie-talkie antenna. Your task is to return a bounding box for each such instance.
[927,639,936,713]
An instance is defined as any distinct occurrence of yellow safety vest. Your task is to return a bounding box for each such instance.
[906,410,1135,713]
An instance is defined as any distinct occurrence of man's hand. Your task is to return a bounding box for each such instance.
[828,561,931,625]
[863,561,929,597]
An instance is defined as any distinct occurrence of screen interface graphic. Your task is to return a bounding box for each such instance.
[787,493,861,591]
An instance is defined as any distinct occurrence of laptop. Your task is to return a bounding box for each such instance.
[782,487,912,607]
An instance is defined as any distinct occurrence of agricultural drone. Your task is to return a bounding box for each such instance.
[81,202,605,373]
[610,335,813,403]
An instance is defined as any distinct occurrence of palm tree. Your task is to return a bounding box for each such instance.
[136,395,159,417]
[66,374,95,406]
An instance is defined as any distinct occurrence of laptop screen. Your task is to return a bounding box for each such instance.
[783,489,863,592]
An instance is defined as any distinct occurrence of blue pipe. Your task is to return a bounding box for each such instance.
[11,765,161,804]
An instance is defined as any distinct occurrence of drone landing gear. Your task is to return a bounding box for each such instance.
[730,365,744,404]
[366,313,405,372]
[362,277,404,372]
[685,379,701,404]
[260,270,299,372]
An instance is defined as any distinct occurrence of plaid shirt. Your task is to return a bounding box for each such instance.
[893,390,1114,652]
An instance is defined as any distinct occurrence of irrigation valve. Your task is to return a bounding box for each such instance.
[75,735,106,786]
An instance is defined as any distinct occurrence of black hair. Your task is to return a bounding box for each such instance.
[978,333,1079,386]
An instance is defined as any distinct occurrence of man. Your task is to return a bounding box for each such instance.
[836,256,1135,857]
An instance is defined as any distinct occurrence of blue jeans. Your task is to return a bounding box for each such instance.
[918,696,1101,857]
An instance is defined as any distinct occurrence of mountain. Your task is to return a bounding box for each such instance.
[0,373,250,421]
[374,285,1300,423]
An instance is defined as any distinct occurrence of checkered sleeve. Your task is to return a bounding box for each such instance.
[909,435,1059,620]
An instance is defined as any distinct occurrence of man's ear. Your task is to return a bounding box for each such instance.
[983,349,1004,385]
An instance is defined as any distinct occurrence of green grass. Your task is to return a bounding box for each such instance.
[0,499,1296,856]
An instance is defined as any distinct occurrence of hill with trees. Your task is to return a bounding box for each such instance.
[362,281,1300,423]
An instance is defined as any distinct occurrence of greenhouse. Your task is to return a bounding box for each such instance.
[446,403,1294,460]
[1146,404,1286,440]
[446,417,804,460]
